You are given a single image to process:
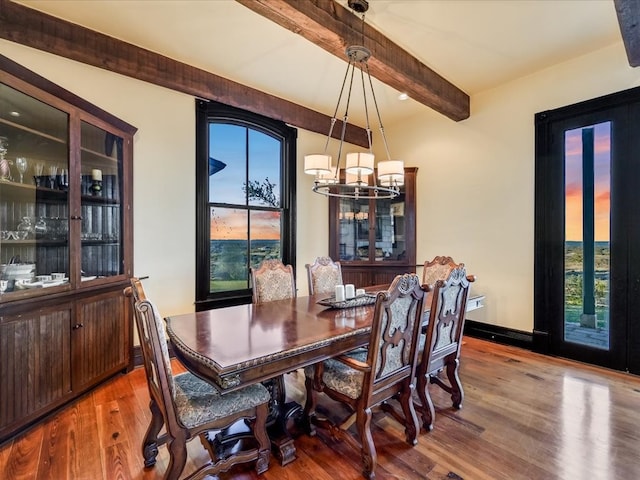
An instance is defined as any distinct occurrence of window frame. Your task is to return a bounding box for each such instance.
[195,100,296,310]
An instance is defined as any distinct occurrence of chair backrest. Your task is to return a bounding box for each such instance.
[305,256,343,296]
[422,255,464,286]
[250,259,296,303]
[364,273,427,396]
[419,267,475,376]
[129,279,180,431]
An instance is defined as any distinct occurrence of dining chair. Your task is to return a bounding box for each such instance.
[416,266,475,431]
[422,255,464,285]
[126,278,272,479]
[250,259,296,303]
[305,256,343,296]
[302,273,427,480]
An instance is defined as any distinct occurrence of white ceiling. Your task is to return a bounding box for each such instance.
[16,0,624,125]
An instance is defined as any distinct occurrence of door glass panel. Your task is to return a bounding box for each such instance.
[0,82,69,296]
[80,121,123,280]
[564,122,610,349]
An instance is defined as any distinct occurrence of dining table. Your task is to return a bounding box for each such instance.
[165,289,485,465]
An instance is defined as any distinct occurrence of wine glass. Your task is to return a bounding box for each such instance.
[33,162,44,186]
[15,157,27,183]
[48,164,58,189]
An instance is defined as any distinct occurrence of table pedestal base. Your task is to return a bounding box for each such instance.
[263,376,303,466]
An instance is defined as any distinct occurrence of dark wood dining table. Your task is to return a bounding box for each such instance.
[165,291,485,465]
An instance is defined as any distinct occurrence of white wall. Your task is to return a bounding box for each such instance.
[389,41,639,331]
[3,39,638,334]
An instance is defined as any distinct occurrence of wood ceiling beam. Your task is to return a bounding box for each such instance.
[614,0,640,67]
[236,0,470,122]
[0,0,368,146]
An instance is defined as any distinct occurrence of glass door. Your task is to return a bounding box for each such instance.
[79,121,124,281]
[563,123,610,350]
[535,88,640,373]
[0,81,70,297]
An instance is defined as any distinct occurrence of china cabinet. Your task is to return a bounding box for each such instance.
[0,55,135,443]
[329,167,417,286]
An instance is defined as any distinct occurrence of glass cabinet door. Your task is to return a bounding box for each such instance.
[336,192,407,263]
[375,194,407,262]
[80,121,123,280]
[0,82,70,296]
[337,197,370,261]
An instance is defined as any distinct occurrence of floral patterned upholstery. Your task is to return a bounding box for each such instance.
[305,256,343,295]
[418,280,462,352]
[422,255,464,286]
[174,373,270,428]
[303,273,427,479]
[251,259,296,303]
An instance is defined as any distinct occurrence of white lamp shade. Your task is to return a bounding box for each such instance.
[377,160,404,178]
[379,175,405,187]
[378,160,404,187]
[304,154,332,175]
[345,152,374,175]
[345,172,368,185]
[317,164,339,184]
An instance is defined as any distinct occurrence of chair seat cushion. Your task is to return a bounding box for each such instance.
[173,372,271,428]
[304,355,365,400]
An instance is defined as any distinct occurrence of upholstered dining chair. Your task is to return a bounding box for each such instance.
[305,256,343,296]
[422,255,464,286]
[302,273,427,480]
[126,278,271,479]
[416,267,475,431]
[251,259,296,303]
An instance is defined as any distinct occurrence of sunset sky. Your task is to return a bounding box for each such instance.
[208,123,282,241]
[565,122,611,242]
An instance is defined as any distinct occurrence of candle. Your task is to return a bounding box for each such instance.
[335,285,345,302]
[345,284,355,299]
[356,288,365,297]
[91,169,102,181]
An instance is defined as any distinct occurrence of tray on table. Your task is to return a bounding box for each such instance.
[317,293,377,309]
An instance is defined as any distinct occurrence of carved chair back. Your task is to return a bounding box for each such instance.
[417,266,475,430]
[305,256,343,295]
[364,273,427,399]
[251,259,296,303]
[422,255,464,286]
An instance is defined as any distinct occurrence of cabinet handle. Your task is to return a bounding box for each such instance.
[70,216,82,220]
[72,323,84,330]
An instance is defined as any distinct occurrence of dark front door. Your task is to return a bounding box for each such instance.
[535,87,640,374]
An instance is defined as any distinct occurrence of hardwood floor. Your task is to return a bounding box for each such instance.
[2,337,639,479]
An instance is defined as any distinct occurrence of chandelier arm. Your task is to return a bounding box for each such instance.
[365,61,392,162]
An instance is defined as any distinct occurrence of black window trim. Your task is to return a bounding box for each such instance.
[195,99,297,310]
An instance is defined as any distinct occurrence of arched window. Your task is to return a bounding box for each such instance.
[195,100,296,309]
